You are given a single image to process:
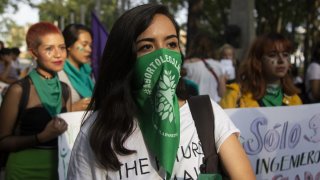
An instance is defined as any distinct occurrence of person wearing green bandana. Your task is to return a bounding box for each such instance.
[220,33,302,108]
[0,22,71,180]
[67,4,255,180]
[58,24,94,112]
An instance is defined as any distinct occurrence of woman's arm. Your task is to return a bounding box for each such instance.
[0,83,39,151]
[72,98,91,111]
[218,134,256,179]
[310,79,320,101]
[0,83,68,152]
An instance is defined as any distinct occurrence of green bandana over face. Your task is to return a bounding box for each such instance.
[132,48,182,178]
[262,84,283,106]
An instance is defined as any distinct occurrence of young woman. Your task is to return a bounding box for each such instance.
[58,24,94,111]
[0,22,70,179]
[67,4,255,180]
[220,33,302,108]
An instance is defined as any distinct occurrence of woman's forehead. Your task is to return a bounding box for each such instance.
[263,41,288,53]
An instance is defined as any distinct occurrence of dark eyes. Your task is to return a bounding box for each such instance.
[168,42,178,49]
[265,52,290,59]
[138,44,153,52]
[45,46,66,52]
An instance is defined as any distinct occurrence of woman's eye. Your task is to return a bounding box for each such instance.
[267,53,277,58]
[168,42,178,49]
[282,52,290,58]
[138,44,153,52]
[45,47,53,52]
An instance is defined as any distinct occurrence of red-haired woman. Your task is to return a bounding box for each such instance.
[220,33,302,108]
[0,22,71,179]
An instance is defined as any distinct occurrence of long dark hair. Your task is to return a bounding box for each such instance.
[88,3,180,171]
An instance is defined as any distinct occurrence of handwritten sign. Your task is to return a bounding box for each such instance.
[225,103,320,180]
[57,111,87,180]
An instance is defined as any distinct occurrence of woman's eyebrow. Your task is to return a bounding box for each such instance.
[136,38,154,44]
[136,34,178,44]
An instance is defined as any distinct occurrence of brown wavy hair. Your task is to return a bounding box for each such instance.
[238,32,300,100]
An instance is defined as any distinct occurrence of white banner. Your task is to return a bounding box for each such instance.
[225,103,320,180]
[57,111,87,180]
[57,104,320,180]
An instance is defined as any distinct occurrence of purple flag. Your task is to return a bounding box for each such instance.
[91,12,108,79]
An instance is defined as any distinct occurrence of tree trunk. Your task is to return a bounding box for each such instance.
[186,0,203,54]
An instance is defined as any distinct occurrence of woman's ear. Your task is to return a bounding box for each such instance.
[28,48,38,60]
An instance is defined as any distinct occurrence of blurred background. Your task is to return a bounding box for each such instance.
[0,0,319,77]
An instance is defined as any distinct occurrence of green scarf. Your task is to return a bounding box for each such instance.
[132,48,182,178]
[261,84,283,106]
[63,60,94,98]
[29,70,62,117]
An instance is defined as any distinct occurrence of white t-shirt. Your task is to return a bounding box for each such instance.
[67,100,239,180]
[305,62,320,102]
[183,59,223,102]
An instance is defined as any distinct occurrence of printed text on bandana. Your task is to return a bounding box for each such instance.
[143,54,181,94]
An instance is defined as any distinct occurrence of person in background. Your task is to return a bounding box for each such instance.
[220,32,302,108]
[219,44,236,84]
[58,24,94,111]
[10,47,22,78]
[0,22,70,179]
[305,41,320,103]
[67,4,255,180]
[0,48,19,84]
[183,33,226,102]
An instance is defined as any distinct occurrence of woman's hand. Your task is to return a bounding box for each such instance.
[37,117,68,143]
[72,98,91,111]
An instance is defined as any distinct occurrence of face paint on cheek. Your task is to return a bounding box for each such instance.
[76,46,85,52]
[270,59,277,65]
[45,50,52,57]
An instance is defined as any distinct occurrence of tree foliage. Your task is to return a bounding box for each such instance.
[1,0,320,66]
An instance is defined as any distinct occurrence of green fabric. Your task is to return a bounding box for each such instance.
[183,78,199,95]
[198,173,222,180]
[5,149,58,180]
[261,84,283,106]
[29,70,62,117]
[63,60,94,98]
[132,48,182,178]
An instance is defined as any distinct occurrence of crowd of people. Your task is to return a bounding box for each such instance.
[0,2,319,180]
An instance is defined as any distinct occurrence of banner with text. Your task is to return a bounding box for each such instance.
[225,103,320,180]
[57,111,87,180]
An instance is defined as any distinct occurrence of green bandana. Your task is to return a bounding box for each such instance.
[261,84,283,106]
[132,48,182,178]
[64,60,94,98]
[29,69,62,117]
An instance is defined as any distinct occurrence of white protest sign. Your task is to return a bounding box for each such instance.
[225,104,320,179]
[57,111,87,180]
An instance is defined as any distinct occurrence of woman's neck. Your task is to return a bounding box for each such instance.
[266,78,281,86]
[68,57,81,70]
[36,67,54,79]
[178,99,186,107]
